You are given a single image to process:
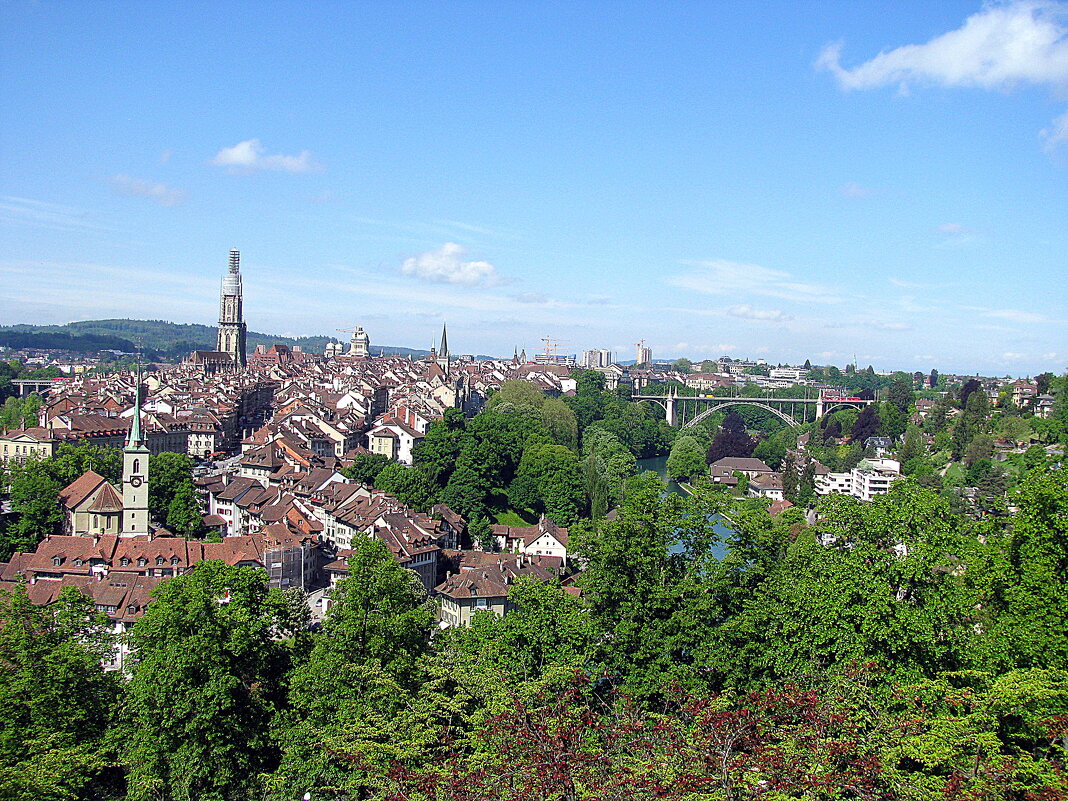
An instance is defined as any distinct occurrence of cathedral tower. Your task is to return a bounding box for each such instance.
[121,369,150,537]
[216,249,248,370]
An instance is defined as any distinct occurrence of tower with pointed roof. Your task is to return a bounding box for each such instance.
[216,249,248,370]
[121,369,150,537]
[437,322,450,375]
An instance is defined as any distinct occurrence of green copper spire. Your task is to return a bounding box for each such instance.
[126,365,146,450]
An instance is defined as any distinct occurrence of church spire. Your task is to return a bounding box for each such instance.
[126,365,146,449]
[436,322,450,375]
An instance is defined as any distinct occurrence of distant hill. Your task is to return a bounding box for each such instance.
[0,319,431,359]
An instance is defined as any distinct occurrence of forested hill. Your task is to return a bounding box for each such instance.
[0,319,430,359]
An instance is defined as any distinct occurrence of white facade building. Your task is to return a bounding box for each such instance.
[815,458,901,502]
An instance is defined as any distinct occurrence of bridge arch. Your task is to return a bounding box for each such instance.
[635,397,671,417]
[682,400,799,429]
[820,400,868,418]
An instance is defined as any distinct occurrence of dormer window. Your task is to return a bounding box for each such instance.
[156,556,165,566]
[137,558,147,567]
[127,605,136,614]
[52,556,62,567]
[120,557,130,567]
[171,556,180,566]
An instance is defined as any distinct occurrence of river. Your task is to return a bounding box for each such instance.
[637,455,731,559]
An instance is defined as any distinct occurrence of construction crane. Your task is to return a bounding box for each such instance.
[541,336,567,360]
[633,339,648,366]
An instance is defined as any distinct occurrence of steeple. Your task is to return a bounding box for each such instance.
[122,365,150,537]
[437,323,450,375]
[126,366,146,449]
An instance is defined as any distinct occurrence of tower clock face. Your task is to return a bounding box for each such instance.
[129,476,143,487]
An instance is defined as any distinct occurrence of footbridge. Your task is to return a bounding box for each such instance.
[631,388,874,428]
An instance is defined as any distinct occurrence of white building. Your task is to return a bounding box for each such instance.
[815,458,901,502]
[769,367,808,383]
[581,349,614,369]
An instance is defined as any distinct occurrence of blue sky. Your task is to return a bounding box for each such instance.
[1,1,1065,376]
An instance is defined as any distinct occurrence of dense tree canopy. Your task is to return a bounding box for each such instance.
[122,561,291,801]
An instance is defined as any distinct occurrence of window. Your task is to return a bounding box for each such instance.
[132,459,140,474]
[52,556,62,566]
[475,598,488,609]
[120,557,130,567]
[137,558,147,567]
[74,559,83,567]
[127,605,136,614]
[171,556,180,566]
[156,556,165,566]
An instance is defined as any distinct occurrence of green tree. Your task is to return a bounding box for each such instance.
[1035,371,1054,396]
[666,435,705,482]
[0,584,121,800]
[121,559,290,801]
[509,443,586,525]
[718,485,977,685]
[166,478,203,536]
[412,408,467,486]
[898,423,925,467]
[122,560,290,801]
[996,414,1031,445]
[440,462,488,520]
[888,372,914,413]
[448,577,599,683]
[486,380,547,413]
[3,459,63,559]
[671,357,693,374]
[468,515,496,551]
[375,463,438,511]
[572,474,720,702]
[148,451,195,525]
[341,452,391,485]
[0,394,42,430]
[974,469,1068,672]
[582,425,637,503]
[879,401,905,440]
[273,537,435,798]
[48,441,122,487]
[539,395,578,447]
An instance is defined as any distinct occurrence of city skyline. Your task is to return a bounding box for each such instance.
[1,1,1066,375]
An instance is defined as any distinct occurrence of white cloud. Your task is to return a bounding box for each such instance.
[0,196,110,232]
[986,308,1048,323]
[111,175,185,206]
[818,3,1068,91]
[936,222,969,235]
[818,1,1068,148]
[872,321,911,331]
[400,242,500,287]
[1003,351,1027,359]
[726,304,791,321]
[670,258,843,304]
[516,292,548,304]
[159,149,173,164]
[1044,351,1059,359]
[212,139,319,173]
[1041,109,1068,149]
